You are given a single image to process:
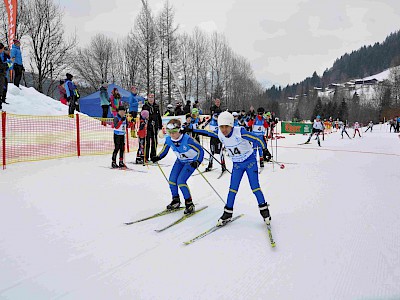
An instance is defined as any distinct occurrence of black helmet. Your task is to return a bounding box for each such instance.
[257,107,265,114]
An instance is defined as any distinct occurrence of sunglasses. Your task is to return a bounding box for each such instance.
[167,128,180,134]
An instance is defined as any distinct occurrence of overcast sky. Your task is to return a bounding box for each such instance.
[60,0,400,87]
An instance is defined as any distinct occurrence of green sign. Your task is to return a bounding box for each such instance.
[281,122,313,134]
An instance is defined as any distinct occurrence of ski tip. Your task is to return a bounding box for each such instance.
[271,242,276,248]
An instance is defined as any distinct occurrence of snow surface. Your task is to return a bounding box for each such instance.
[2,83,69,116]
[1,85,400,299]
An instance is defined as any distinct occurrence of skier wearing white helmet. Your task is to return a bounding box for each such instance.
[187,111,272,227]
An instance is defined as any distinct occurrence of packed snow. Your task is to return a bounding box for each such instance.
[1,86,400,299]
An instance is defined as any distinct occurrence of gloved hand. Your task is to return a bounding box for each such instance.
[151,156,161,163]
[190,160,200,169]
[262,148,269,160]
[121,116,126,121]
[182,125,193,133]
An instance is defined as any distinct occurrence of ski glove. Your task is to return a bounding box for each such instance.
[151,156,161,163]
[190,160,200,169]
[262,148,270,160]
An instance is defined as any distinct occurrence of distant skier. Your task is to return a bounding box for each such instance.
[304,115,324,146]
[341,122,351,139]
[190,111,272,227]
[151,118,204,215]
[247,107,272,167]
[111,106,127,168]
[365,121,373,133]
[353,122,361,138]
[202,112,226,173]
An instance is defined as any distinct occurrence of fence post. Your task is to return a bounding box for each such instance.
[76,114,81,157]
[126,124,130,153]
[2,111,6,169]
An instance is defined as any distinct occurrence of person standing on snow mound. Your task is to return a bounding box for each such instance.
[304,115,324,146]
[188,111,271,227]
[151,119,204,215]
[111,106,127,169]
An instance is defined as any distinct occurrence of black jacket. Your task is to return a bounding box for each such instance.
[142,102,162,131]
[210,105,222,115]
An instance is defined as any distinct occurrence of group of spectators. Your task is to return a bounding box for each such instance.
[388,116,400,133]
[0,39,24,111]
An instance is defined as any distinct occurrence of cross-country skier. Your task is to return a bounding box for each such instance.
[112,106,127,168]
[341,122,351,139]
[135,110,149,164]
[365,121,373,132]
[247,107,272,167]
[151,119,204,214]
[353,122,361,138]
[202,112,226,172]
[189,111,271,226]
[304,115,324,146]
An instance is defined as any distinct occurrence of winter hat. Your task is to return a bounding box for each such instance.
[218,111,234,127]
[141,110,149,119]
[167,104,173,109]
[13,39,20,44]
[66,73,73,80]
[191,108,199,115]
[232,111,239,117]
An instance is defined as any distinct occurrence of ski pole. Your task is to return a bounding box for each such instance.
[270,133,274,172]
[199,143,232,174]
[195,168,226,205]
[275,124,278,163]
[155,162,169,184]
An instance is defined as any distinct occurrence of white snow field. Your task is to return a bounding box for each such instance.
[1,123,400,299]
[1,84,400,299]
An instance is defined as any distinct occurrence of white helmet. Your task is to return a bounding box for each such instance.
[167,104,173,109]
[218,111,234,127]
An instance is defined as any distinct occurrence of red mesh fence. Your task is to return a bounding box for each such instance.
[1,112,138,169]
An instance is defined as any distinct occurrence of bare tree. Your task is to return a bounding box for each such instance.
[389,66,400,106]
[23,0,76,94]
[73,33,113,90]
[0,0,29,44]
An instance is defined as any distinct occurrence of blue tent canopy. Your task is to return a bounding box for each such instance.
[79,83,131,118]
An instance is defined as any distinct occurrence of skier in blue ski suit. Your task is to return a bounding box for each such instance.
[191,111,271,226]
[151,118,204,215]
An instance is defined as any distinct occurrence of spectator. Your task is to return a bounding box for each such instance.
[58,80,67,105]
[0,43,5,110]
[193,100,203,114]
[111,106,127,168]
[174,102,184,116]
[142,93,162,162]
[10,39,24,88]
[164,104,175,116]
[110,87,122,117]
[99,81,110,122]
[127,85,144,120]
[64,73,80,115]
[183,100,191,115]
[135,110,149,164]
[1,45,14,105]
[210,98,222,115]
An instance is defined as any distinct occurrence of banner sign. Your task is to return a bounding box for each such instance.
[281,122,313,134]
[4,0,18,47]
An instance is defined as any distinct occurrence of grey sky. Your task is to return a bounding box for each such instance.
[60,0,400,87]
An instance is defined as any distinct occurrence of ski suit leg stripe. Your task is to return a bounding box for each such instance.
[169,160,184,197]
[177,163,196,199]
[226,162,246,209]
[245,158,266,205]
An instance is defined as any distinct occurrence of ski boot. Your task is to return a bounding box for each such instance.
[167,196,181,210]
[119,160,127,168]
[260,157,265,168]
[221,162,227,173]
[184,199,195,215]
[135,156,144,164]
[259,202,271,225]
[217,206,233,226]
[205,162,213,172]
[111,161,118,168]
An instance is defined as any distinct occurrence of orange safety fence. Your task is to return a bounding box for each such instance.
[1,112,139,169]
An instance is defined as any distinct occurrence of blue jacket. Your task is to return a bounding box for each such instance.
[126,92,144,112]
[64,79,77,98]
[99,86,110,106]
[11,44,23,66]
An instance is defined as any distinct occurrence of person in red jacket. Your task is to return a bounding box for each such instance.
[136,110,149,164]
